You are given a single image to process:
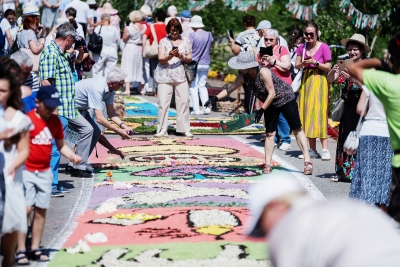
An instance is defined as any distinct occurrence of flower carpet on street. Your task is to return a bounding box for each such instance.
[123,96,177,117]
[50,137,285,266]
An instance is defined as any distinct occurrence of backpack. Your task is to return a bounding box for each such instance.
[0,18,6,49]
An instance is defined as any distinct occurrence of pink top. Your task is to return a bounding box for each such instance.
[295,42,331,69]
[258,45,292,85]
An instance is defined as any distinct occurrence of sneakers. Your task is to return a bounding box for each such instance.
[298,149,320,159]
[321,149,332,161]
[184,132,194,137]
[190,110,201,115]
[65,165,72,175]
[71,168,93,178]
[51,188,64,198]
[201,107,211,115]
[154,130,168,137]
[279,143,291,151]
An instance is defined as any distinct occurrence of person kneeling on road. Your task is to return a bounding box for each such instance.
[66,67,134,178]
[16,86,82,265]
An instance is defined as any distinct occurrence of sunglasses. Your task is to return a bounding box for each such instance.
[304,32,315,37]
[264,38,275,42]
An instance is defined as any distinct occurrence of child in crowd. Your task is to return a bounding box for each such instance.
[15,86,81,264]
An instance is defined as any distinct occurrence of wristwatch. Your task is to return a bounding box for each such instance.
[315,60,320,67]
[119,122,125,129]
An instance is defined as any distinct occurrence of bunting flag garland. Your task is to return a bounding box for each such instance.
[338,0,391,30]
[285,0,319,20]
[144,0,171,11]
[187,0,274,12]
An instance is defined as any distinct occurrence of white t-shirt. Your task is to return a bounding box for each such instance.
[235,29,260,54]
[75,77,114,110]
[63,0,92,24]
[359,88,389,137]
[94,25,118,58]
[0,19,11,50]
[76,23,84,39]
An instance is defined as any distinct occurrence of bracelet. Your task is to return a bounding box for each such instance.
[119,122,125,129]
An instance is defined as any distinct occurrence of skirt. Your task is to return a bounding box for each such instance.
[298,68,329,138]
[349,135,393,205]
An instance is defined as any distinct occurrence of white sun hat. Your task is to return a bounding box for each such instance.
[245,174,306,237]
[86,0,97,5]
[189,15,204,28]
[22,2,40,16]
[228,51,259,70]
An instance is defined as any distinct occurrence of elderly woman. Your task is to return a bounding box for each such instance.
[295,22,332,160]
[154,18,193,137]
[121,10,146,95]
[257,28,292,151]
[327,34,370,182]
[92,13,119,77]
[205,52,312,174]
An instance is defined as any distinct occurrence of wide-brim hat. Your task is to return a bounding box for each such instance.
[55,18,70,28]
[98,3,118,15]
[86,0,97,5]
[228,52,259,70]
[189,15,204,28]
[22,2,40,16]
[341,33,371,53]
[245,174,306,237]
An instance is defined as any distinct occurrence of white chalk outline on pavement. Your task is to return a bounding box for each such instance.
[230,135,326,201]
[32,177,94,267]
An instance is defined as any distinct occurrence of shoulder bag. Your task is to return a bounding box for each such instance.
[183,32,211,82]
[143,24,158,59]
[291,43,306,92]
[20,31,40,72]
[343,87,370,155]
[88,26,103,54]
[331,97,345,122]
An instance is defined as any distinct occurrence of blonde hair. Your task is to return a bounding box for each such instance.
[101,13,110,21]
[129,10,143,23]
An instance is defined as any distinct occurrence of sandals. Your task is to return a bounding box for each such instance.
[262,165,272,174]
[30,248,50,262]
[15,250,29,266]
[304,161,313,175]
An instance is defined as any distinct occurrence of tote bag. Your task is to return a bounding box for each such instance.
[143,24,158,59]
[291,43,306,92]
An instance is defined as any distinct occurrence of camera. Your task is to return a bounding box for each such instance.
[74,36,83,48]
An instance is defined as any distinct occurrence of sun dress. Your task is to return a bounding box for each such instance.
[335,71,361,180]
[121,24,145,84]
[349,91,393,205]
[41,0,59,28]
[296,42,331,138]
[1,110,32,234]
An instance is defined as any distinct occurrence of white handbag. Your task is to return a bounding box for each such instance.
[143,24,158,59]
[291,43,306,92]
[343,88,370,155]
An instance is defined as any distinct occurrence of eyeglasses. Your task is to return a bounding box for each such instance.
[304,32,315,37]
[347,48,360,52]
[264,38,275,42]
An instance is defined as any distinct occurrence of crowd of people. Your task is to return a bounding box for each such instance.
[0,1,400,266]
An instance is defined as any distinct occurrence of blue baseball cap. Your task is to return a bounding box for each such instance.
[36,86,62,108]
[180,10,191,19]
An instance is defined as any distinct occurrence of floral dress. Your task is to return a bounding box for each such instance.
[335,75,361,180]
[155,36,192,84]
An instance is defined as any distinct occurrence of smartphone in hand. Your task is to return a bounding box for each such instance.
[172,46,178,50]
[227,30,234,39]
[260,46,273,57]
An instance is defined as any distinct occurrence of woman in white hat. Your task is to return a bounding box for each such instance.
[327,33,371,183]
[205,51,313,175]
[188,15,213,115]
[97,2,121,32]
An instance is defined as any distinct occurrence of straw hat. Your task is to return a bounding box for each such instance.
[98,3,118,15]
[22,2,40,16]
[228,52,259,70]
[341,34,371,53]
[188,15,204,28]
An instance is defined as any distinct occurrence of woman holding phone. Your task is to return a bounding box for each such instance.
[295,22,332,160]
[154,18,193,137]
[327,34,370,182]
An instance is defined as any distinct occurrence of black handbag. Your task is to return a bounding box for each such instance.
[88,26,103,54]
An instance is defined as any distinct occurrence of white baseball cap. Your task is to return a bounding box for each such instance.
[256,20,272,30]
[246,174,306,237]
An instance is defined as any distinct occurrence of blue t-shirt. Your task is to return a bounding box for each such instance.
[189,30,213,65]
[22,91,37,113]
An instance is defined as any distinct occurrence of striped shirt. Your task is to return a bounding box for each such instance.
[39,41,77,119]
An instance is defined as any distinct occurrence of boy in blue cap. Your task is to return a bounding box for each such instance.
[15,86,81,264]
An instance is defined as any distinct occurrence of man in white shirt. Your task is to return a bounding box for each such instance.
[62,0,92,36]
[246,175,400,267]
